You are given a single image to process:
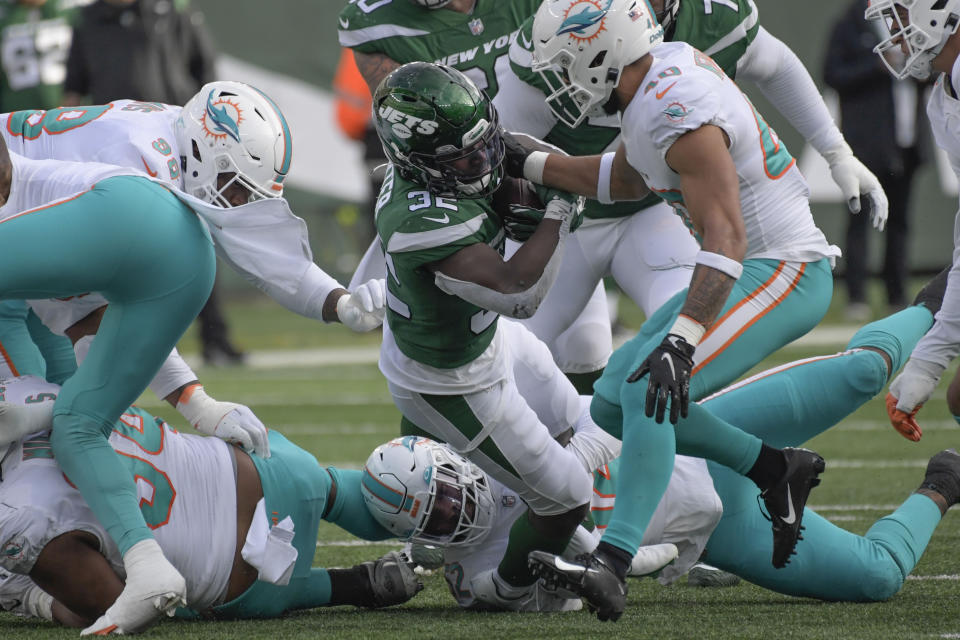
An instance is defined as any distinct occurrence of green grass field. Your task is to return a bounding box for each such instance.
[4,282,960,639]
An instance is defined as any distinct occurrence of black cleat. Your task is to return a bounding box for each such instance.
[919,448,960,508]
[913,267,951,315]
[528,551,626,622]
[759,447,825,569]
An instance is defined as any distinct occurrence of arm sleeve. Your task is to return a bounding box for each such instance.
[908,206,960,369]
[492,65,557,138]
[193,197,345,322]
[736,26,844,154]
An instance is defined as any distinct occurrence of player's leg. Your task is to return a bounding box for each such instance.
[0,176,215,631]
[609,201,697,317]
[0,300,46,379]
[25,308,77,385]
[390,379,591,590]
[704,450,954,601]
[701,303,935,448]
[514,227,612,394]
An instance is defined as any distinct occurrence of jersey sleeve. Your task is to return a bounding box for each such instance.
[643,70,729,161]
[337,2,431,58]
[385,198,493,269]
[673,0,759,79]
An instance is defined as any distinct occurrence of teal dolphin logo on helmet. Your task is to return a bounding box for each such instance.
[205,92,241,142]
[557,0,613,38]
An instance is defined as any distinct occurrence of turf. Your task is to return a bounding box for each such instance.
[4,283,960,639]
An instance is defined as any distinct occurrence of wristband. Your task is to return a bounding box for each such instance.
[523,151,548,183]
[668,314,706,347]
[597,151,615,204]
[695,250,743,280]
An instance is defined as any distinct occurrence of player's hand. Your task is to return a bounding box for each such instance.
[176,385,271,457]
[337,278,386,332]
[886,358,944,442]
[502,203,544,242]
[824,144,888,230]
[502,129,557,180]
[538,186,585,232]
[626,334,696,424]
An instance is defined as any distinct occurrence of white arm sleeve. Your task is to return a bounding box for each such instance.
[184,196,345,322]
[434,238,567,320]
[736,26,844,154]
[492,65,557,139]
[909,207,960,370]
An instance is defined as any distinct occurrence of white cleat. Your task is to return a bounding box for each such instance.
[81,540,186,635]
[627,542,679,577]
[470,568,582,613]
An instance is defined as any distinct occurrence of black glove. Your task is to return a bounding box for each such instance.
[626,333,696,425]
[502,129,557,179]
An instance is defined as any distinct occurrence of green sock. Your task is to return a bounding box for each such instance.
[497,512,578,587]
[566,369,604,395]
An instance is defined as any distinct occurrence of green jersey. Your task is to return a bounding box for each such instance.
[0,0,82,111]
[507,0,760,219]
[338,0,539,98]
[376,165,505,369]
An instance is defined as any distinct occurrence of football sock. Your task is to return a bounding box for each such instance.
[566,369,604,395]
[745,444,788,490]
[596,541,632,580]
[498,511,578,587]
[327,566,375,607]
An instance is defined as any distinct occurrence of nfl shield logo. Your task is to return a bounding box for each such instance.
[468,18,484,35]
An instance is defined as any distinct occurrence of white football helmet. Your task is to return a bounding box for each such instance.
[410,0,453,7]
[866,0,960,80]
[531,0,664,127]
[361,436,495,547]
[175,81,293,207]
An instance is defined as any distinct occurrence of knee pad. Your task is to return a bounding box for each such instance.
[844,349,890,397]
[552,320,612,374]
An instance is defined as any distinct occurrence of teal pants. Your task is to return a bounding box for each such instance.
[701,305,941,599]
[193,431,392,619]
[593,258,834,555]
[0,175,215,554]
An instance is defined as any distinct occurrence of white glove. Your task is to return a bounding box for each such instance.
[823,142,889,230]
[176,385,270,458]
[889,358,945,413]
[336,278,386,332]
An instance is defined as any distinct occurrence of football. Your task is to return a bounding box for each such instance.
[491,175,543,220]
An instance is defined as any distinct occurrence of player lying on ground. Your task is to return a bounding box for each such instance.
[0,376,421,630]
[370,277,960,608]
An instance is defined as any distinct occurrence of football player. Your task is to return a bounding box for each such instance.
[505,0,844,620]
[371,61,628,611]
[0,84,383,635]
[366,286,958,609]
[489,0,887,393]
[0,84,386,458]
[0,375,422,628]
[865,0,960,444]
[339,0,616,392]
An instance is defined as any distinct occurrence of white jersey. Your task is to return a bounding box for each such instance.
[910,61,960,369]
[0,376,236,611]
[442,454,721,608]
[0,102,184,190]
[622,42,839,264]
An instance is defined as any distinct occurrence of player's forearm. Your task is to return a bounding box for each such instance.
[678,263,737,327]
[354,51,402,94]
[539,153,602,198]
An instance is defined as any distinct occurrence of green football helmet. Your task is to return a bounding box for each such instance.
[373,61,505,199]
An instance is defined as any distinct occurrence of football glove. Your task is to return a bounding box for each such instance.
[823,142,888,230]
[176,385,271,457]
[501,129,561,180]
[337,278,386,332]
[537,185,585,233]
[886,358,945,442]
[626,334,696,425]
